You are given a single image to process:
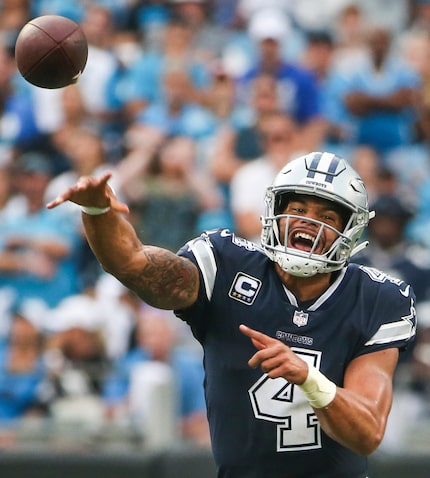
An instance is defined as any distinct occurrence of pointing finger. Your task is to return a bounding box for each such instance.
[46,192,71,209]
[239,324,276,349]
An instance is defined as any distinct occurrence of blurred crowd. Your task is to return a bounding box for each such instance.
[1,0,430,453]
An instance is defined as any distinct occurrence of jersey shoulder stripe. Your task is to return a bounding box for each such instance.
[188,235,217,301]
[365,299,416,346]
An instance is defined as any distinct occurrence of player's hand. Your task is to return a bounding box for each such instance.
[239,324,308,384]
[46,172,129,214]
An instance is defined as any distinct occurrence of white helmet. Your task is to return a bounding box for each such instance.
[261,152,372,277]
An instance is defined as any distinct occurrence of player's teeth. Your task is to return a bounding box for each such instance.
[294,232,315,243]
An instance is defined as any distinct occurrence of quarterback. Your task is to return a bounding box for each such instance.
[47,152,416,478]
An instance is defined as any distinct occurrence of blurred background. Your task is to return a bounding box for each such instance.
[0,1,430,476]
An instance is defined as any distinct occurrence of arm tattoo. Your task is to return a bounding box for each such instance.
[118,246,199,310]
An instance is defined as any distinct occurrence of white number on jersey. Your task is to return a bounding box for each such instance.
[248,348,323,452]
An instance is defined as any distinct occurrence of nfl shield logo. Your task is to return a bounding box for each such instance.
[293,310,309,327]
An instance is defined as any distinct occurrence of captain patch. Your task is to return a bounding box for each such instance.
[229,272,262,305]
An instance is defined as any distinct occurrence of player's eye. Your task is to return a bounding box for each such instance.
[287,204,304,214]
[321,212,340,225]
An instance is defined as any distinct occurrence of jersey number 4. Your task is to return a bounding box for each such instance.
[248,348,323,452]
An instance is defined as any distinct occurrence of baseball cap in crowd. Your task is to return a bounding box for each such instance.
[13,152,53,176]
[248,8,291,42]
[45,294,105,333]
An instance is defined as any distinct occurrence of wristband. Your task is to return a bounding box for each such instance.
[298,365,337,409]
[81,205,111,215]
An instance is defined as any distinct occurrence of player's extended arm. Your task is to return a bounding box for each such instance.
[240,324,398,455]
[46,172,199,310]
[314,348,398,455]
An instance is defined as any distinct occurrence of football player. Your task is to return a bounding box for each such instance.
[47,152,416,478]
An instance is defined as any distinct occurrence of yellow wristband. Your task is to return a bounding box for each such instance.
[298,366,337,409]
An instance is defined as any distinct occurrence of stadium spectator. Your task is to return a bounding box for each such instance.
[331,4,368,72]
[301,31,335,85]
[210,73,282,185]
[198,61,238,130]
[93,272,138,361]
[342,26,421,158]
[0,0,30,40]
[78,5,124,136]
[0,42,42,160]
[45,127,114,204]
[209,74,285,231]
[46,151,416,477]
[237,8,324,148]
[41,293,109,426]
[134,65,216,148]
[299,29,347,154]
[169,0,229,62]
[0,314,46,430]
[0,152,82,309]
[387,29,430,203]
[129,0,170,50]
[120,135,222,252]
[102,304,210,447]
[117,17,211,122]
[229,111,301,242]
[349,146,386,205]
[354,194,430,305]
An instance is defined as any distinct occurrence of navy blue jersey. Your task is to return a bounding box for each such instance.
[176,229,417,478]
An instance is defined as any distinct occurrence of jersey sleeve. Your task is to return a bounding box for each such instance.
[174,230,223,342]
[356,266,417,357]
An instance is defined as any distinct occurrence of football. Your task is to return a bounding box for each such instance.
[15,15,88,89]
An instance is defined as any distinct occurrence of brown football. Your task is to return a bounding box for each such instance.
[15,15,88,89]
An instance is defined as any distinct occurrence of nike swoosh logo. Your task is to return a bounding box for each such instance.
[400,285,410,297]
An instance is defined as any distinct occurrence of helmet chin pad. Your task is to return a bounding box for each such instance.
[267,243,344,277]
[274,251,324,276]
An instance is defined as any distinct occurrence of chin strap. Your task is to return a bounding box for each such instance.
[347,210,375,258]
[350,240,369,258]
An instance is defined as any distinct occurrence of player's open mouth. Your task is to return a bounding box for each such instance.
[289,231,320,253]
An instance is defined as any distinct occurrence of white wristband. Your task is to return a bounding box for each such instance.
[298,366,337,409]
[81,205,111,215]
